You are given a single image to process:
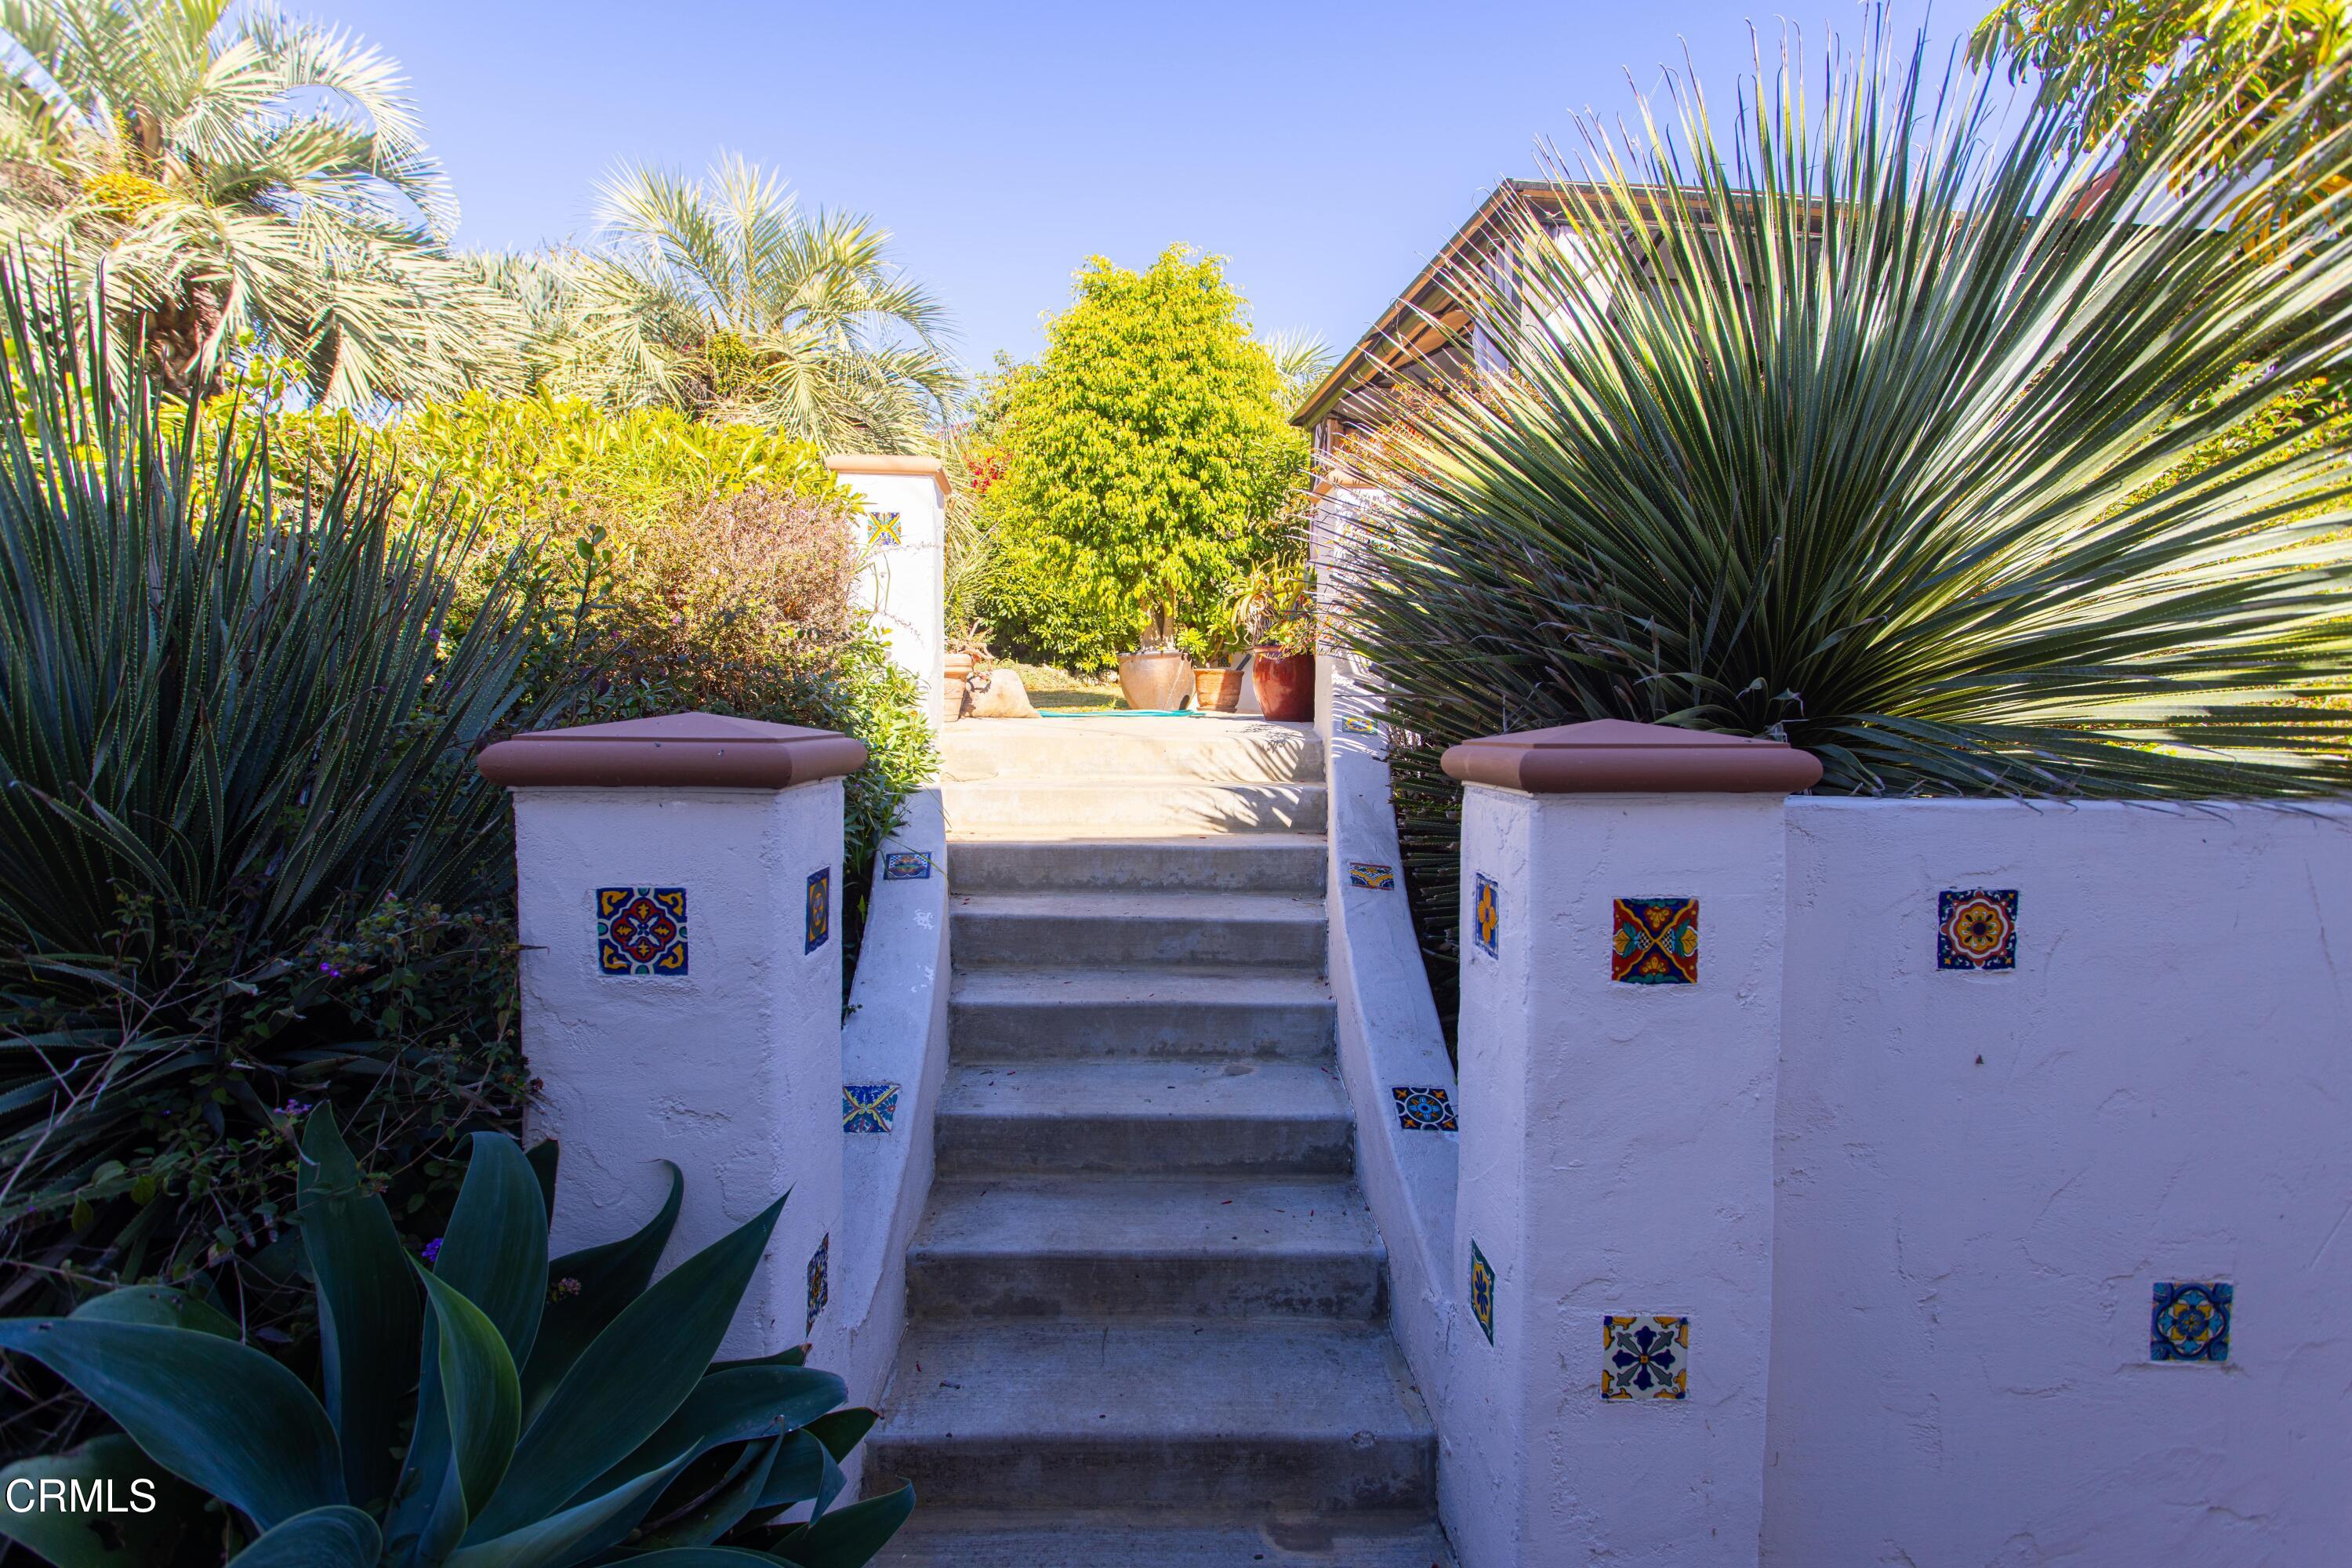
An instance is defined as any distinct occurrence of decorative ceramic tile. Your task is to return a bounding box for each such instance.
[1472,873,1499,958]
[884,850,933,880]
[596,886,688,976]
[806,1233,829,1334]
[1348,861,1396,890]
[1939,888,2018,971]
[1337,714,1381,736]
[804,866,831,953]
[2151,1280,2231,1363]
[1613,897,1698,985]
[868,510,902,546]
[1392,1085,1457,1131]
[843,1082,901,1134]
[1603,1315,1690,1399]
[1469,1243,1496,1345]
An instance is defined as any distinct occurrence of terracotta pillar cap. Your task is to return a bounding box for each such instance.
[826,453,949,502]
[1440,718,1821,795]
[476,712,868,790]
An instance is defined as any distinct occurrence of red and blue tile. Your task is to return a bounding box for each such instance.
[597,886,688,976]
[1939,888,2017,971]
[1613,897,1697,985]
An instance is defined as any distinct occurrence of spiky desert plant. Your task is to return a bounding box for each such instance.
[1338,29,2352,1029]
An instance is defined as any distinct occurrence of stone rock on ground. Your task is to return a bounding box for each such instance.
[966,667,1040,719]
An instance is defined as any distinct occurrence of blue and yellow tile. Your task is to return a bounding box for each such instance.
[1472,873,1499,958]
[596,886,688,976]
[843,1082,902,1134]
[806,1233,829,1334]
[884,850,933,880]
[1613,897,1697,985]
[1938,888,2017,971]
[1392,1085,1457,1131]
[805,866,831,953]
[2151,1280,2230,1362]
[1349,861,1396,890]
[1603,1315,1689,1399]
[1470,1242,1496,1345]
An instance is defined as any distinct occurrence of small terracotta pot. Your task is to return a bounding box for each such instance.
[1192,668,1243,713]
[942,653,973,724]
[1116,650,1194,711]
[1251,648,1315,721]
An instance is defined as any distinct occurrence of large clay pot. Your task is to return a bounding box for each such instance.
[1252,648,1315,720]
[942,652,972,724]
[1192,668,1243,713]
[1116,650,1194,712]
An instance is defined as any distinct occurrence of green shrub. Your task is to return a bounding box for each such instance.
[980,247,1308,669]
[0,267,572,1451]
[0,1109,913,1566]
[1341,34,2352,1040]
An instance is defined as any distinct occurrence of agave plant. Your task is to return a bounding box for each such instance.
[1337,30,2352,1026]
[0,1109,913,1566]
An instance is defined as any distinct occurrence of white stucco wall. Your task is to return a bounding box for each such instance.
[514,781,844,1360]
[1766,799,2352,1564]
[832,463,946,724]
[833,788,951,1494]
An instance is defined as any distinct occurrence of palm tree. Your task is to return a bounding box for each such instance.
[557,154,960,453]
[0,0,513,405]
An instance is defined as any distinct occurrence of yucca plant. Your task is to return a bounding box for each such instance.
[0,261,575,1326]
[0,1109,913,1565]
[1338,29,2352,1030]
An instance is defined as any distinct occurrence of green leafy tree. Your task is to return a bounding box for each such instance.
[0,0,516,405]
[1970,0,2352,227]
[985,246,1308,668]
[540,155,959,453]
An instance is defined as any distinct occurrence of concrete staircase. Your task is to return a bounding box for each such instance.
[872,717,1451,1567]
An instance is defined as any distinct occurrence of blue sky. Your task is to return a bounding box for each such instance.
[328,0,1952,374]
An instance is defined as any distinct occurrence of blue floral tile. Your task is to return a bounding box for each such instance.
[1613,897,1697,985]
[597,886,688,976]
[1469,1242,1496,1345]
[806,1233,829,1334]
[1472,873,1499,958]
[1348,861,1396,890]
[1337,714,1381,736]
[843,1082,901,1134]
[1392,1085,1457,1131]
[1939,888,2017,971]
[2151,1280,2230,1362]
[805,866,831,953]
[1603,1315,1689,1399]
[869,510,902,546]
[884,850,933,880]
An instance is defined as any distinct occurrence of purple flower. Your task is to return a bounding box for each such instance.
[278,1100,311,1117]
[421,1237,443,1265]
[318,961,343,978]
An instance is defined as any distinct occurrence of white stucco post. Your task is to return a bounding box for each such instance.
[1440,720,1820,1568]
[828,455,948,727]
[477,712,869,1358]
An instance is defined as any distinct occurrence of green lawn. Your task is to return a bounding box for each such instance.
[995,660,1126,711]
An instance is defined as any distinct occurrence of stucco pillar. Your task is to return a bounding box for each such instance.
[828,455,948,729]
[1440,720,1819,1568]
[477,713,868,1358]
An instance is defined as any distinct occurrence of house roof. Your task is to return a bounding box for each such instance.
[1287,177,1741,432]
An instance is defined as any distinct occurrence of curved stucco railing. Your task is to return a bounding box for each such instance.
[833,786,950,1492]
[1316,657,1463,1407]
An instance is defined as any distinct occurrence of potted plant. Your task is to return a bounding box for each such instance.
[1116,604,1196,711]
[1230,555,1317,720]
[944,623,989,723]
[1180,617,1246,712]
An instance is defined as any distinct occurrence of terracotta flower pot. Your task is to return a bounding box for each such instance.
[1116,650,1194,711]
[1192,668,1243,713]
[942,653,973,724]
[1251,648,1315,721]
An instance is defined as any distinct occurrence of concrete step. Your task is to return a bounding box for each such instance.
[949,835,1327,895]
[908,1177,1385,1322]
[952,891,1325,972]
[935,1059,1352,1176]
[873,1509,1457,1567]
[871,1320,1436,1512]
[949,967,1337,1060]
[942,780,1327,836]
[942,716,1323,786]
